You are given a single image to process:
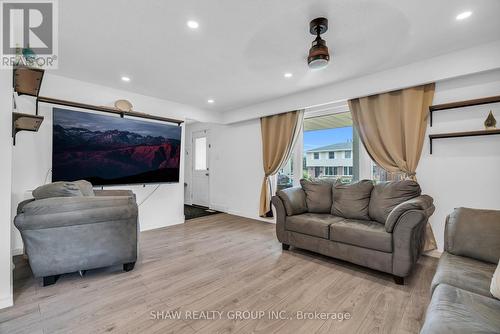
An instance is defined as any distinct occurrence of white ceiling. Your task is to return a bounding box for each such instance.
[54,0,500,113]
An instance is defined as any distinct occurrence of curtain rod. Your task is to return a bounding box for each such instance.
[36,96,184,125]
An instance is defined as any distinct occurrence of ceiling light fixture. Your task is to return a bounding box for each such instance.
[121,76,131,82]
[284,72,293,78]
[456,11,472,20]
[187,20,199,29]
[207,99,215,104]
[307,17,330,70]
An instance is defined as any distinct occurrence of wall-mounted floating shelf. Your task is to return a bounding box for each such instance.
[12,112,44,145]
[429,128,500,154]
[13,66,44,97]
[429,95,500,126]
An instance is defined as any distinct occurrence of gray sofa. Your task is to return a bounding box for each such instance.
[14,181,138,286]
[420,207,500,334]
[271,179,435,284]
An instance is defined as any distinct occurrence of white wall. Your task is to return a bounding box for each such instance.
[0,70,13,308]
[184,120,265,221]
[11,74,220,254]
[418,69,500,251]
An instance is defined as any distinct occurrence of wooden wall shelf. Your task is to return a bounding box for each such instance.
[12,112,44,145]
[429,95,500,126]
[429,128,500,154]
[13,66,44,97]
[36,96,183,125]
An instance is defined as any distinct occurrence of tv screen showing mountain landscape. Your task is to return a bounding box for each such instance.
[52,108,181,185]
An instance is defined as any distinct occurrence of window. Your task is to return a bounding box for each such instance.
[277,157,294,191]
[371,162,404,182]
[344,150,352,159]
[343,166,353,175]
[303,112,356,182]
[194,137,207,170]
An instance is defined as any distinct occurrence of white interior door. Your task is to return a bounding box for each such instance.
[192,130,210,207]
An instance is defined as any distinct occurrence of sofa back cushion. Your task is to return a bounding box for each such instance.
[332,180,373,220]
[300,179,334,213]
[277,187,307,216]
[32,181,83,200]
[369,180,421,224]
[445,207,500,264]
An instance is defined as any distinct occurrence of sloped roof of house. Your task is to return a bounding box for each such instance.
[307,142,352,153]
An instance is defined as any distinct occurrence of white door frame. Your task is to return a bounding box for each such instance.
[191,129,210,207]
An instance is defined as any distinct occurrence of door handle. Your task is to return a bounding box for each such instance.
[205,173,209,176]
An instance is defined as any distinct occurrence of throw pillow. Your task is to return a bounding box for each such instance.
[491,260,500,299]
[32,181,83,199]
[332,180,374,220]
[74,180,95,197]
[300,179,335,213]
[369,180,421,224]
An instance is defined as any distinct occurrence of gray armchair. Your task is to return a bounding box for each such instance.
[15,188,138,286]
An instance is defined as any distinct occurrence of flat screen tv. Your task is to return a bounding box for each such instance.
[52,108,181,185]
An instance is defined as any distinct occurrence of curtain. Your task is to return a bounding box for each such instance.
[259,110,304,217]
[348,83,437,251]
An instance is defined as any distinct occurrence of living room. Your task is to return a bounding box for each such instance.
[1,1,500,333]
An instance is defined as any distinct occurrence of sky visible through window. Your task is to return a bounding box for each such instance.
[303,126,353,152]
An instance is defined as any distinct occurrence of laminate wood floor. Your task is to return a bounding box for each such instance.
[0,214,437,334]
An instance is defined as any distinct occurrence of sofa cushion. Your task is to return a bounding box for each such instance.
[32,182,83,200]
[277,187,307,216]
[74,180,95,197]
[420,283,500,334]
[286,213,343,239]
[329,219,392,252]
[368,180,421,224]
[300,179,335,213]
[431,252,496,298]
[331,180,373,220]
[446,207,500,264]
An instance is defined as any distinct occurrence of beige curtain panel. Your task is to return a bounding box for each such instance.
[348,83,437,251]
[259,110,304,217]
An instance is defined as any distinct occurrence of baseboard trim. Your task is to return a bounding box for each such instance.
[0,295,13,310]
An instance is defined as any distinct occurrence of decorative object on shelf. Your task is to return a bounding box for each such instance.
[429,94,500,126]
[484,110,497,130]
[114,99,133,112]
[307,17,330,70]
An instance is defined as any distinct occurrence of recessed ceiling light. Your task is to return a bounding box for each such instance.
[121,76,131,82]
[284,72,293,78]
[207,99,215,104]
[456,11,472,20]
[187,20,199,29]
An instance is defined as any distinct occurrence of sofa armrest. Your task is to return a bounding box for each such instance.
[392,210,428,277]
[276,187,307,216]
[385,195,435,232]
[445,207,500,264]
[14,196,138,231]
[271,195,287,243]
